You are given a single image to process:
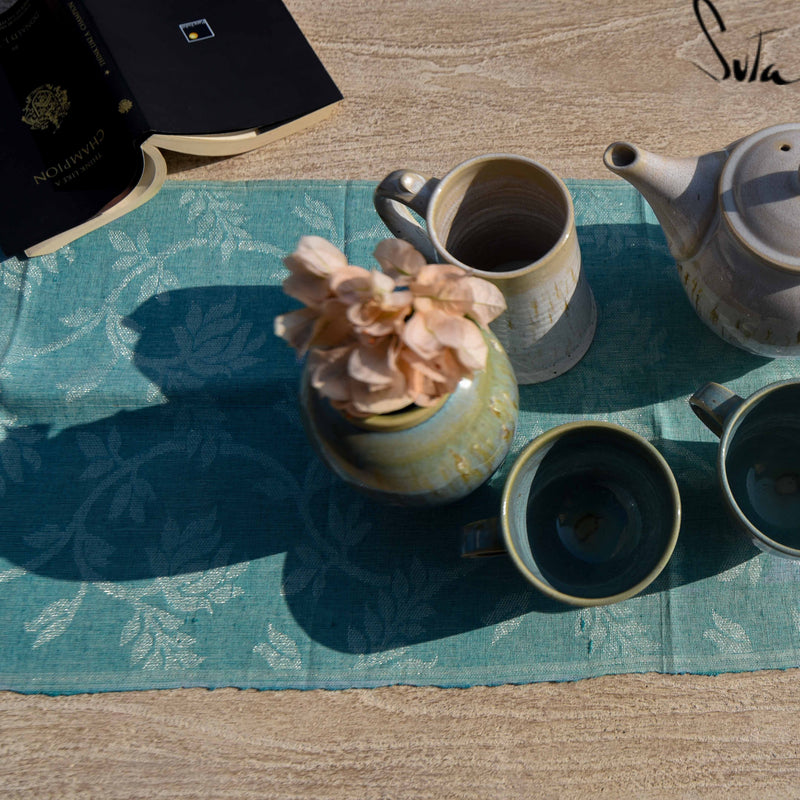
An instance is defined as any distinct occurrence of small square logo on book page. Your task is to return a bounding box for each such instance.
[180,19,214,43]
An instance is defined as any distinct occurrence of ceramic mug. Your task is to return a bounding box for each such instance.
[689,380,800,558]
[374,154,597,384]
[461,422,681,606]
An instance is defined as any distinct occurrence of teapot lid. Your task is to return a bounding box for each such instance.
[721,123,800,272]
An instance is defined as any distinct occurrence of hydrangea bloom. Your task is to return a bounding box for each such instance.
[275,236,506,417]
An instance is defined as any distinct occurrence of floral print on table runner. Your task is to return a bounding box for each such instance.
[1,181,800,692]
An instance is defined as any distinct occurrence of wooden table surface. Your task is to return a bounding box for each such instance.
[4,1,800,797]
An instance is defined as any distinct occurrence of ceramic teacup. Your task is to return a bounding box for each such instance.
[374,154,597,384]
[462,422,681,606]
[690,380,800,558]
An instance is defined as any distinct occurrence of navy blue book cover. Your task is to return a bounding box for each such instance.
[0,0,341,256]
[79,0,342,136]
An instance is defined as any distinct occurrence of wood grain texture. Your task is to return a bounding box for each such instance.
[3,671,800,799]
[5,1,800,797]
[164,0,800,181]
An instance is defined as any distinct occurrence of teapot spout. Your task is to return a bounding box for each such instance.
[603,142,730,261]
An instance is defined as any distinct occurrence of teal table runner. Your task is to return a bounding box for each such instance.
[2,179,800,694]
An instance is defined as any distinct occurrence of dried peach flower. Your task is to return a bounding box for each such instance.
[274,236,506,417]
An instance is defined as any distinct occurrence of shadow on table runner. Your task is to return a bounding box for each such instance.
[1,180,800,693]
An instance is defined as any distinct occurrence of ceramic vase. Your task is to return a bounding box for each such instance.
[299,331,519,506]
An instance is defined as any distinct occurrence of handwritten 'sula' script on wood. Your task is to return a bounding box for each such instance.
[693,0,799,84]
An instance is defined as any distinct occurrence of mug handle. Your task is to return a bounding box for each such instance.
[689,382,745,438]
[373,170,440,262]
[460,517,507,558]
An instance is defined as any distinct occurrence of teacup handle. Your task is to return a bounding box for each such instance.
[373,170,440,262]
[689,382,745,438]
[460,517,507,558]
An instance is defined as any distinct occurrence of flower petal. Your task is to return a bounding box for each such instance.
[347,339,397,387]
[373,239,427,282]
[398,346,448,382]
[307,299,354,349]
[273,308,318,354]
[462,276,506,326]
[426,312,487,371]
[285,236,348,278]
[308,345,354,402]
[282,270,330,307]
[399,347,463,407]
[411,264,474,316]
[329,265,375,303]
[402,310,444,359]
[349,373,413,416]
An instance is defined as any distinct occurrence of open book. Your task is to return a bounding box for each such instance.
[0,0,342,257]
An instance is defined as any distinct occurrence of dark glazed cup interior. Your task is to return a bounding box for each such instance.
[502,423,681,606]
[722,384,800,552]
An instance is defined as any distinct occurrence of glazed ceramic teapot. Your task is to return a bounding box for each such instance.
[603,123,800,357]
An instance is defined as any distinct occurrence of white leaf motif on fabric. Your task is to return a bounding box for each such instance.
[253,624,302,671]
[576,603,662,658]
[24,584,87,648]
[703,611,753,654]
